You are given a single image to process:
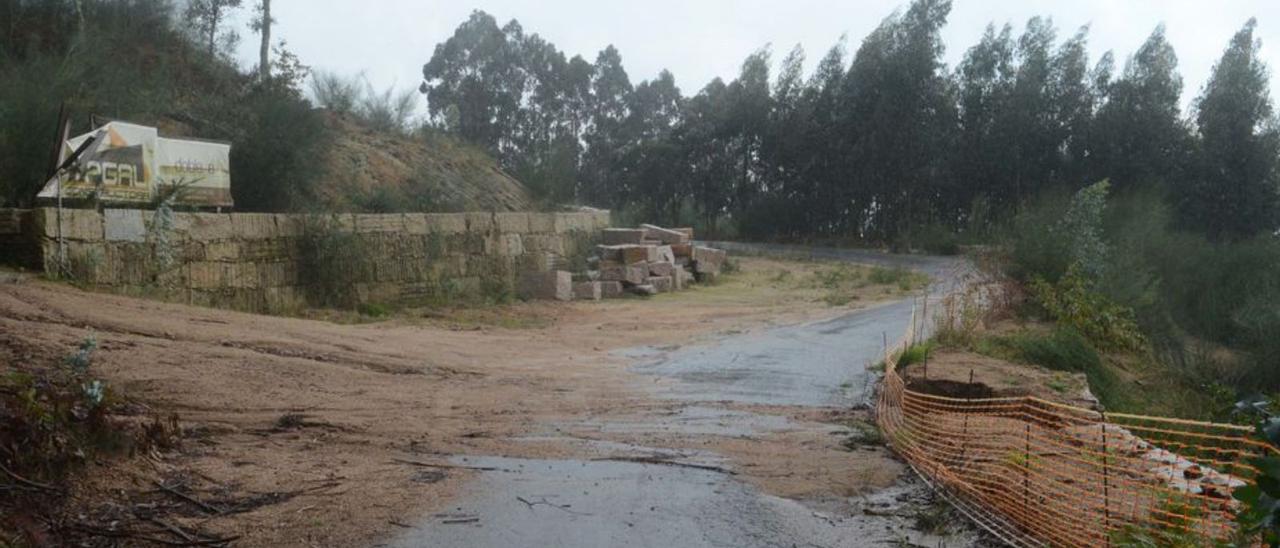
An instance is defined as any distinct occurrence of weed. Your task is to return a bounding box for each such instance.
[1004,328,1101,373]
[63,334,98,373]
[913,499,958,535]
[934,286,988,348]
[297,215,374,309]
[868,266,911,285]
[841,419,885,450]
[898,342,936,368]
[0,335,165,488]
[1109,493,1209,548]
[357,302,390,318]
[1047,374,1071,394]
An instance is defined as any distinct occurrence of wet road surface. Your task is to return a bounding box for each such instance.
[390,245,971,548]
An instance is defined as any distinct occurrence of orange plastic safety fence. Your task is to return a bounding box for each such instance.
[874,317,1275,548]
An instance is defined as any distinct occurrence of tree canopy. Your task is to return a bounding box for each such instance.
[419,5,1280,243]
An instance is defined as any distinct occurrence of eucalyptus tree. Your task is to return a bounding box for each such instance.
[1089,25,1188,192]
[1190,18,1280,240]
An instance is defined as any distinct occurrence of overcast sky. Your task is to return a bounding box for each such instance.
[228,1,1280,116]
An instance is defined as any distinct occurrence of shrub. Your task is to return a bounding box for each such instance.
[898,342,936,368]
[297,216,372,308]
[1057,180,1111,279]
[1005,328,1100,373]
[229,83,331,212]
[868,266,911,285]
[357,302,390,318]
[1235,413,1280,546]
[934,286,987,348]
[1029,264,1145,352]
[310,70,361,114]
[1,336,122,483]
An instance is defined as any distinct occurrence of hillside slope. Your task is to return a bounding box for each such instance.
[314,113,535,212]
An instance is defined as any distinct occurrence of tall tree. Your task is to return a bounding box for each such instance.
[954,23,1016,225]
[840,0,955,239]
[252,0,273,80]
[725,47,772,210]
[1189,18,1280,239]
[420,11,525,154]
[1090,25,1188,191]
[579,45,633,204]
[185,0,242,57]
[1051,26,1095,184]
[802,39,849,235]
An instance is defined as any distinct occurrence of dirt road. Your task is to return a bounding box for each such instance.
[386,246,971,548]
[0,249,974,547]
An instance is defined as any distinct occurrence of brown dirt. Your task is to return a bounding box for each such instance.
[901,350,1097,409]
[0,256,908,547]
[314,112,534,212]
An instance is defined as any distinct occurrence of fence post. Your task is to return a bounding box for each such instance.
[920,296,928,345]
[959,368,973,466]
[1102,414,1111,546]
[1024,421,1031,510]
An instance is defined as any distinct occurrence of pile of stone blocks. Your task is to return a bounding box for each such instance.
[515,223,728,301]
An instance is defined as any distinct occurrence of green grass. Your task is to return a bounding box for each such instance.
[898,341,936,368]
[357,302,390,318]
[966,326,1220,418]
[811,263,927,306]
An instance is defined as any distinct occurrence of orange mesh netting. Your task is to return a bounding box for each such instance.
[874,314,1275,547]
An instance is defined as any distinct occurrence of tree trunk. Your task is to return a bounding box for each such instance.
[258,0,271,80]
[207,8,219,57]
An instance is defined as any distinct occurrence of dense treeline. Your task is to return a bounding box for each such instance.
[420,3,1280,244]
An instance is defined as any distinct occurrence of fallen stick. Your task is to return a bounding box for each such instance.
[516,496,592,516]
[390,458,498,471]
[146,517,196,542]
[153,480,225,515]
[441,517,480,524]
[589,456,737,475]
[71,523,239,547]
[0,461,62,493]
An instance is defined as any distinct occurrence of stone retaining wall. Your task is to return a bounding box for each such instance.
[0,208,609,314]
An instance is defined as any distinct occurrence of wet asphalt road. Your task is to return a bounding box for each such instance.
[390,244,966,548]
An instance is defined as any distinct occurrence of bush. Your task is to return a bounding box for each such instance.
[310,70,361,114]
[229,83,331,211]
[1005,328,1101,373]
[297,216,373,308]
[309,70,418,135]
[1029,264,1145,352]
[934,285,989,348]
[1,336,121,483]
[868,266,912,285]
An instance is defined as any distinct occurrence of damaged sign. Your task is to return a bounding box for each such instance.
[38,120,233,209]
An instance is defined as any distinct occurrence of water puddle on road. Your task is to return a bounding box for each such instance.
[388,250,982,547]
[386,453,979,548]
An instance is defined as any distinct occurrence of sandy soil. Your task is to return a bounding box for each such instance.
[0,257,912,547]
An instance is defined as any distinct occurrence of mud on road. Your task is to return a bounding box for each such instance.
[0,251,977,547]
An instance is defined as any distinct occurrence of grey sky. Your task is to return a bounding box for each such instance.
[228,1,1279,116]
